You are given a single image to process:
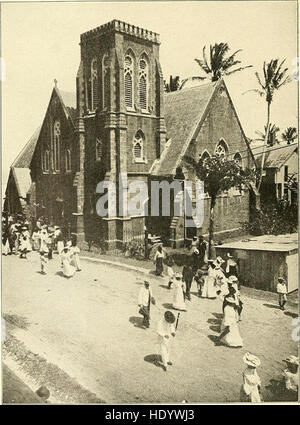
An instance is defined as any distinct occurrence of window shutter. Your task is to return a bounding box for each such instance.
[139,75,147,110]
[125,73,133,107]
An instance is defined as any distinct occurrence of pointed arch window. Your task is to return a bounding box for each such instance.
[200,150,211,162]
[53,120,61,172]
[96,138,102,161]
[102,54,110,109]
[133,131,145,162]
[91,58,99,111]
[215,139,229,158]
[139,56,148,112]
[42,149,50,172]
[234,152,243,168]
[124,53,134,109]
[65,148,71,172]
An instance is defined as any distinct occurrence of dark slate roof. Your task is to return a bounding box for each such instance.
[12,126,41,168]
[152,82,216,176]
[55,88,77,124]
[256,143,298,169]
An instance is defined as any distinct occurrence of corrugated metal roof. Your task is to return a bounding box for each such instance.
[255,143,298,169]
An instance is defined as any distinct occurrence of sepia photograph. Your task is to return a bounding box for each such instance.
[1,0,299,406]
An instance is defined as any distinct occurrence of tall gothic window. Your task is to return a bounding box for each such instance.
[215,139,229,158]
[65,149,71,172]
[96,138,102,161]
[133,131,144,162]
[124,53,134,109]
[53,120,61,172]
[42,149,50,172]
[139,55,148,111]
[91,58,99,111]
[102,54,110,109]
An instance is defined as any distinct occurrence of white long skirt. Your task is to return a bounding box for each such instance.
[62,259,76,278]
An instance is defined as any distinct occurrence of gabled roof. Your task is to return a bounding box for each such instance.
[54,87,77,125]
[12,126,41,168]
[152,82,216,176]
[255,143,298,169]
[11,168,32,199]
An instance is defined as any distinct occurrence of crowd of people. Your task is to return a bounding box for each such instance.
[139,235,298,401]
[2,213,81,278]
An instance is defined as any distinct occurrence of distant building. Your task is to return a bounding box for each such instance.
[5,19,256,249]
[256,143,298,204]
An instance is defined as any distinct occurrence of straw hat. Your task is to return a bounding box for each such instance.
[175,272,182,280]
[193,248,199,255]
[164,310,175,324]
[284,355,299,366]
[243,352,261,368]
[228,275,238,284]
[216,256,225,265]
[278,277,286,284]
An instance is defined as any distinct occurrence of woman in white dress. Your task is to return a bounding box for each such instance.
[61,247,76,278]
[219,296,243,347]
[240,352,262,402]
[70,241,81,271]
[205,263,217,299]
[173,273,186,311]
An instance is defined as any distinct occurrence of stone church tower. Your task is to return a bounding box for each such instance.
[76,20,166,248]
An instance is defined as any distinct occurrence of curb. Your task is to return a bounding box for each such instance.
[80,255,156,277]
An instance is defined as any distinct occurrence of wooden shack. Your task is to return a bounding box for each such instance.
[216,233,298,293]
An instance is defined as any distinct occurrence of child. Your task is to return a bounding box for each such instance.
[240,352,262,402]
[40,251,48,275]
[276,277,287,310]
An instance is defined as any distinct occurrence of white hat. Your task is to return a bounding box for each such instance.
[193,249,199,255]
[175,272,182,279]
[228,275,238,283]
[216,256,225,265]
[284,355,299,366]
[243,352,261,368]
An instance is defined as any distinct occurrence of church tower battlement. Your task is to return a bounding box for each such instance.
[76,19,166,249]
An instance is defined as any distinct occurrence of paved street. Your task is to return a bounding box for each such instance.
[2,251,299,403]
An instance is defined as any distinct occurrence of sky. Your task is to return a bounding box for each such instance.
[1,1,298,190]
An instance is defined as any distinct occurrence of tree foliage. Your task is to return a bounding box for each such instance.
[282,127,298,145]
[164,75,181,92]
[180,42,252,88]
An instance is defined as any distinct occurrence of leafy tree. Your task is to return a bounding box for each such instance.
[180,42,252,88]
[184,154,255,256]
[246,59,291,189]
[243,199,297,236]
[282,127,298,145]
[255,123,280,146]
[164,75,181,92]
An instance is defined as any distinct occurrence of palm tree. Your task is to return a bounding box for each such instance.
[164,75,181,92]
[180,42,252,88]
[255,123,280,146]
[246,59,291,190]
[282,127,298,145]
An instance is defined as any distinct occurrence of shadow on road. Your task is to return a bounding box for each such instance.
[162,303,175,310]
[144,354,164,370]
[263,303,282,310]
[159,284,170,290]
[212,312,223,319]
[129,316,145,329]
[284,311,298,318]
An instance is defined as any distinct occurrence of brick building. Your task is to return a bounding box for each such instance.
[5,19,255,249]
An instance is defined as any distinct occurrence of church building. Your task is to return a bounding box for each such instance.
[4,20,255,249]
